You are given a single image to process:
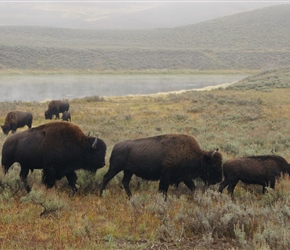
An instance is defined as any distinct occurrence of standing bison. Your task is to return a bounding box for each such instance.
[1,122,106,193]
[219,155,290,196]
[100,134,222,198]
[44,100,69,119]
[1,111,33,135]
[62,111,71,122]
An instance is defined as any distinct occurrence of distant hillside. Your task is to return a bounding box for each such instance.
[0,4,290,72]
[227,67,290,91]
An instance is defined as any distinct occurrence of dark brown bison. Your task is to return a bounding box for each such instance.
[219,155,290,196]
[61,111,71,122]
[1,111,33,135]
[100,134,222,198]
[1,122,106,193]
[44,100,69,120]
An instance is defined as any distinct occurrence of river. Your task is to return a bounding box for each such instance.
[0,74,247,102]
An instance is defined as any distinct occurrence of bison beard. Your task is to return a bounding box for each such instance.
[100,134,222,199]
[219,155,290,196]
[1,122,106,194]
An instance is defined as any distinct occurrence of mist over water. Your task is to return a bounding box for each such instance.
[0,74,247,102]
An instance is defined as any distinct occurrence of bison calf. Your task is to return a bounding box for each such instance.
[1,122,106,194]
[62,111,71,121]
[100,134,222,199]
[1,111,33,135]
[219,155,290,196]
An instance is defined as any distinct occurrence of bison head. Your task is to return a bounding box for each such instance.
[1,124,10,135]
[44,110,53,120]
[202,149,223,185]
[85,136,107,171]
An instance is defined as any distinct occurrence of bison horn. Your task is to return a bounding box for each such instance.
[92,137,98,149]
[211,148,219,158]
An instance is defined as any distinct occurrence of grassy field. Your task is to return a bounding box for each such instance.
[1,72,290,249]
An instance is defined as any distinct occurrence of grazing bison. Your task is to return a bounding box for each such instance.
[1,122,106,193]
[1,111,33,135]
[44,100,69,119]
[219,155,290,196]
[62,111,71,122]
[100,134,222,198]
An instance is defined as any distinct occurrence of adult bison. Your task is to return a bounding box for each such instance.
[100,134,222,198]
[61,111,71,122]
[1,122,106,193]
[1,111,33,135]
[44,100,69,119]
[219,155,290,196]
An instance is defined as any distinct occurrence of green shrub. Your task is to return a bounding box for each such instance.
[20,189,67,217]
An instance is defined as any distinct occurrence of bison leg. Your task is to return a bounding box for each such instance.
[218,179,229,193]
[227,182,238,196]
[20,167,31,193]
[66,171,78,195]
[11,126,17,134]
[100,168,122,197]
[27,121,32,129]
[183,179,195,191]
[122,170,133,198]
[42,168,56,189]
[158,171,171,200]
[263,180,275,194]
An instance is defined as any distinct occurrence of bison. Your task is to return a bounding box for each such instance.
[1,111,33,135]
[44,100,69,120]
[218,155,290,196]
[100,134,222,198]
[62,111,71,122]
[1,122,106,194]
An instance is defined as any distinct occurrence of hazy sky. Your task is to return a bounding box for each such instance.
[0,1,287,29]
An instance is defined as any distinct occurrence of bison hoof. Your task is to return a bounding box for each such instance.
[26,186,32,193]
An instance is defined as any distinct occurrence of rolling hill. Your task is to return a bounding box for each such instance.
[0,4,290,72]
[227,67,290,90]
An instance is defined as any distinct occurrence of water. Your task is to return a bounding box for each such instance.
[0,74,247,102]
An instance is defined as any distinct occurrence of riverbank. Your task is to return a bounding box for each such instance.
[149,80,237,97]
